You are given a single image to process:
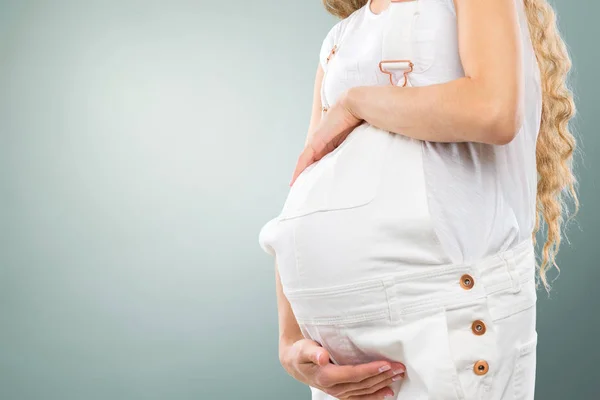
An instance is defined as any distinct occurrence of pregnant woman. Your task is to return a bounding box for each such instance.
[259,0,578,399]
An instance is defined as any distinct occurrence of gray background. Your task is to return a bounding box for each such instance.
[0,0,596,399]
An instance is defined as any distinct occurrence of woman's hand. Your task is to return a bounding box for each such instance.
[289,90,363,186]
[279,338,405,399]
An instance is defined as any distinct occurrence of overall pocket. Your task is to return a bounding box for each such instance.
[278,123,392,221]
[513,331,538,400]
[301,311,464,400]
[410,28,438,74]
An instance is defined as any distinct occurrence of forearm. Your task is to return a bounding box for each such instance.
[275,261,304,356]
[345,76,522,145]
[305,64,326,147]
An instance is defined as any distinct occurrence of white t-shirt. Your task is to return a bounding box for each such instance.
[260,0,541,266]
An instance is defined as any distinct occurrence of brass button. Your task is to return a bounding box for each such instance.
[471,320,486,335]
[473,360,489,375]
[460,274,474,290]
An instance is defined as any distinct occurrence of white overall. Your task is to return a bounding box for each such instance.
[259,1,538,399]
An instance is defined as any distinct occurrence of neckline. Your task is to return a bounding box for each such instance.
[366,0,391,17]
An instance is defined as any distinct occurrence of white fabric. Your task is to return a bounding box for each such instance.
[294,239,538,400]
[381,0,419,66]
[264,121,453,289]
[262,0,542,265]
[258,0,540,398]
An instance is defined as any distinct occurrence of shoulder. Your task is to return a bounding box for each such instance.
[318,20,342,69]
[318,8,364,68]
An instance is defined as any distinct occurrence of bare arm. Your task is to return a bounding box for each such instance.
[345,0,524,145]
[305,63,326,146]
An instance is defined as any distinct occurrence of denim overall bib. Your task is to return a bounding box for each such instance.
[259,1,538,399]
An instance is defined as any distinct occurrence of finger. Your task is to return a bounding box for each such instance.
[312,124,354,162]
[289,148,315,187]
[342,371,403,399]
[327,364,405,398]
[316,360,401,387]
[309,133,331,162]
[297,340,330,366]
[311,348,330,366]
[346,385,396,400]
[332,367,404,397]
[312,142,333,162]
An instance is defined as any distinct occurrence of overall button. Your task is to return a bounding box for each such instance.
[460,274,474,290]
[471,320,486,335]
[473,360,489,375]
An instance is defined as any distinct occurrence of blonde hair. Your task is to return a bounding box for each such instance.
[322,0,579,294]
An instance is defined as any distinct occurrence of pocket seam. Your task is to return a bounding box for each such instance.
[517,331,538,357]
[512,331,538,399]
[413,28,437,41]
[491,300,536,323]
[278,125,389,221]
[442,311,468,400]
[411,28,438,73]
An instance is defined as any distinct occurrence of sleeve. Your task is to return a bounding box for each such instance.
[318,22,342,70]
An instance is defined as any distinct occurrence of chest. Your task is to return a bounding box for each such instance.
[321,1,464,107]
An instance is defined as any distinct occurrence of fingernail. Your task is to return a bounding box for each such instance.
[384,393,394,399]
[392,374,404,381]
[378,365,391,373]
[393,368,405,375]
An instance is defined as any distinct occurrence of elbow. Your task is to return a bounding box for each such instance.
[480,97,524,146]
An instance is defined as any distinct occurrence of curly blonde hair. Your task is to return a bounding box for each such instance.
[322,0,579,294]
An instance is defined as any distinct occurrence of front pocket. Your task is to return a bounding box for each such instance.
[513,332,538,399]
[278,123,392,221]
[411,28,437,74]
[299,311,464,400]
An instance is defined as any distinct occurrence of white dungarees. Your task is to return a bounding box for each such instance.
[259,0,541,399]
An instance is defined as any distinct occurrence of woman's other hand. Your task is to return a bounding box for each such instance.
[289,90,363,187]
[279,337,405,399]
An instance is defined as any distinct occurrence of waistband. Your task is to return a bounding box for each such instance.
[285,238,536,325]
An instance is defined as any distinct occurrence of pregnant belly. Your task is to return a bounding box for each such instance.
[261,123,451,292]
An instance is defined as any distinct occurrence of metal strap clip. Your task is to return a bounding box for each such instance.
[379,0,419,87]
[378,60,414,87]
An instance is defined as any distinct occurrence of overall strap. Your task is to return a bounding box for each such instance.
[380,0,421,87]
[321,11,361,113]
